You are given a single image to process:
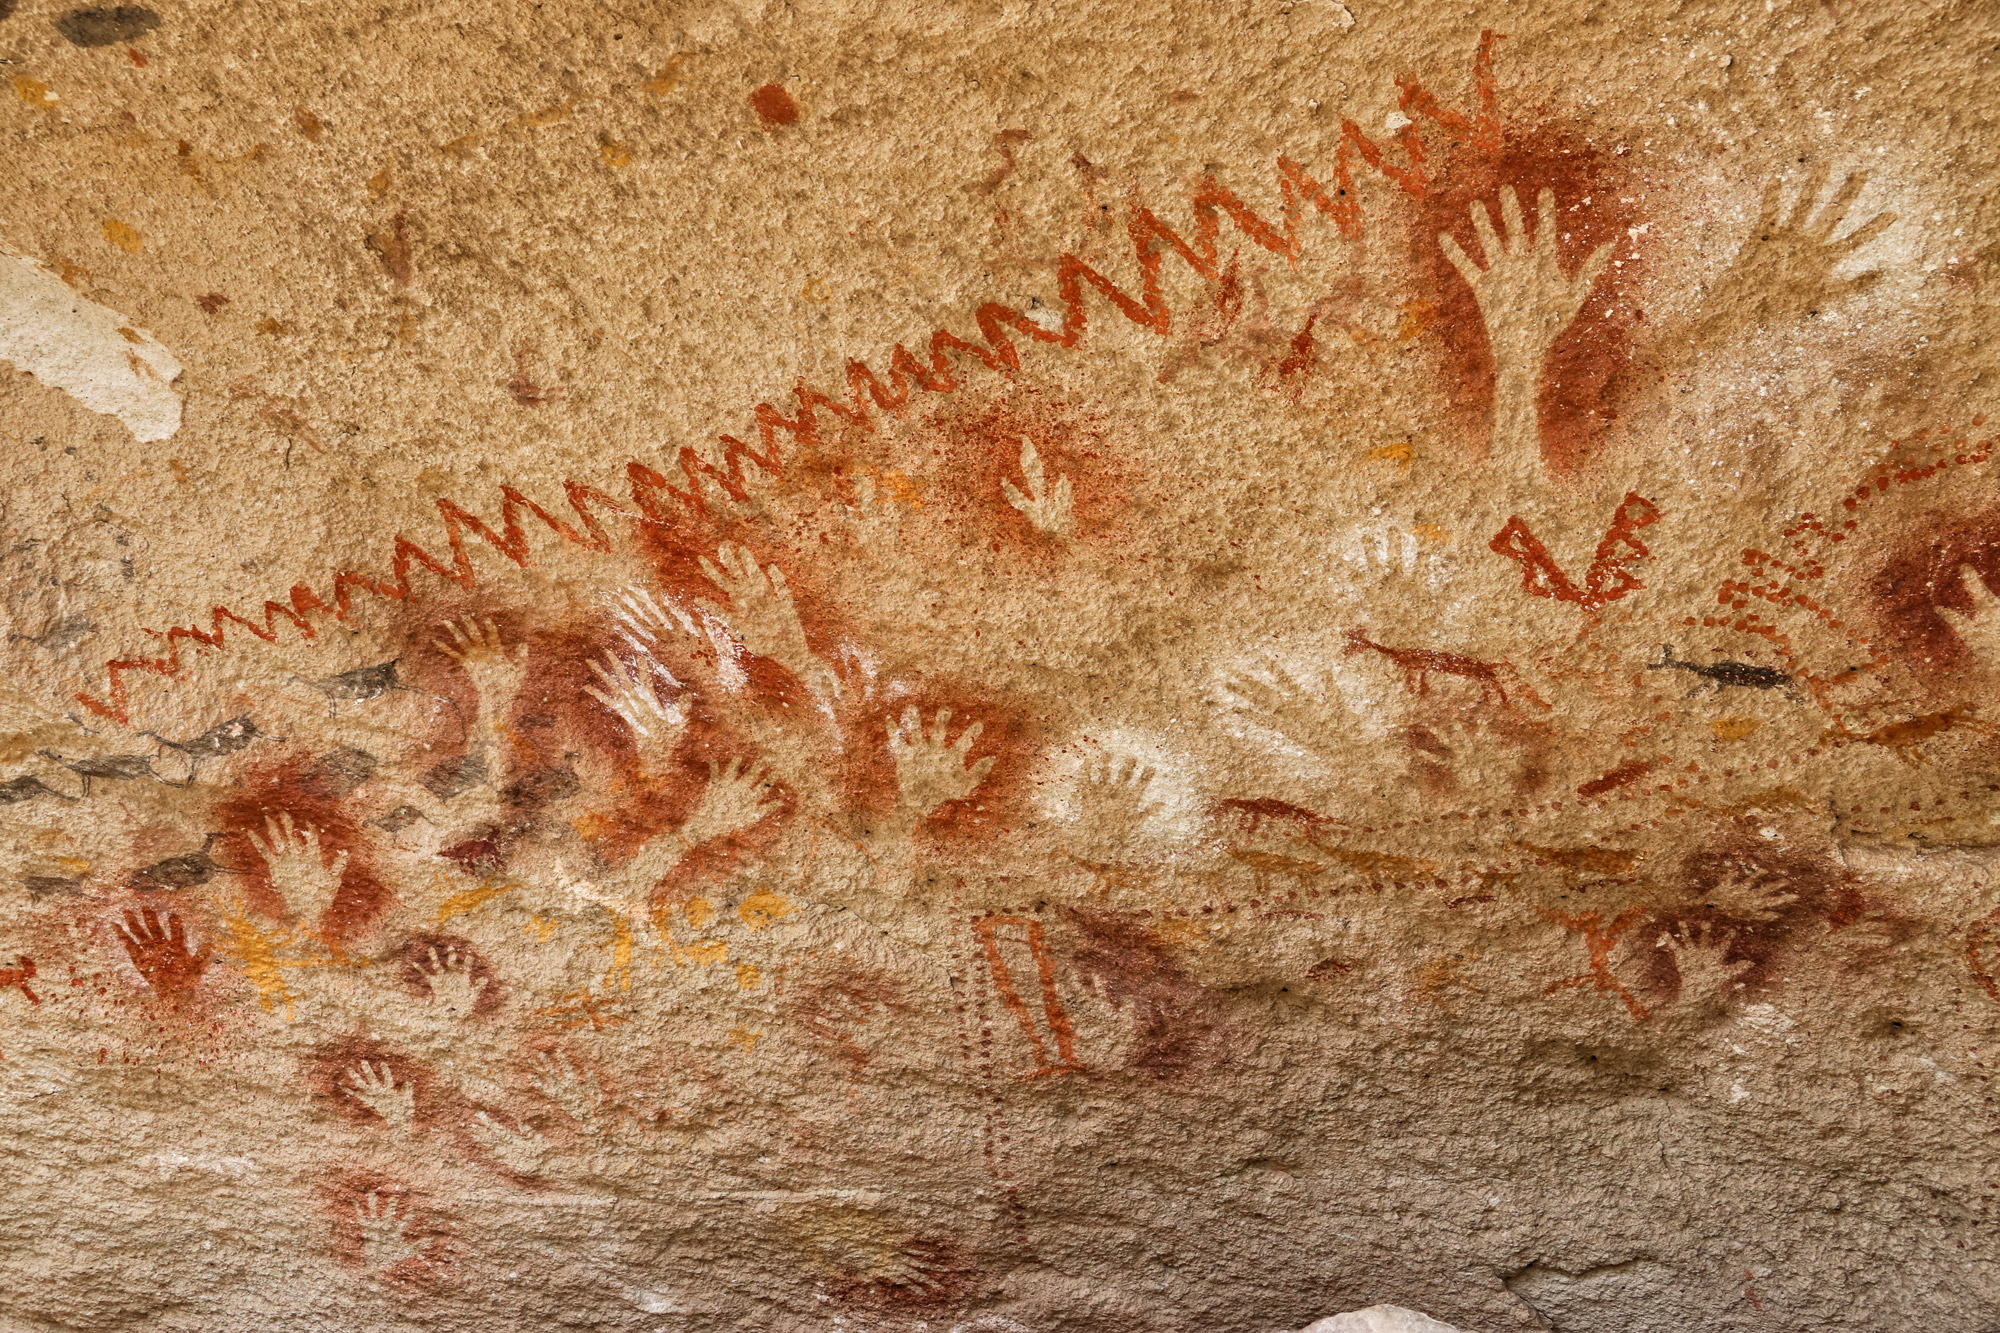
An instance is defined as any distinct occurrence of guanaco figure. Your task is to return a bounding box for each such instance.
[1343,627,1543,709]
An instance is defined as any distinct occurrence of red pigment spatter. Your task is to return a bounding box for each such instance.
[305,1035,447,1128]
[842,685,1040,846]
[918,389,1129,558]
[1061,908,1226,1081]
[749,84,799,129]
[1406,122,1651,475]
[1867,511,2000,674]
[211,755,388,944]
[1639,821,1874,996]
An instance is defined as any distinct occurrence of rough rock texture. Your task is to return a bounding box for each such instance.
[1,1,1997,1330]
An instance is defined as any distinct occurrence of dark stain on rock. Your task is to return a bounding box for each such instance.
[300,746,378,799]
[1063,909,1226,1080]
[54,5,160,46]
[420,752,488,801]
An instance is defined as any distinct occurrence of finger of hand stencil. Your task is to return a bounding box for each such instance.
[1021,441,1045,491]
[1574,241,1615,302]
[1786,161,1832,231]
[616,586,657,629]
[1806,170,1867,242]
[1830,208,1895,255]
[1439,233,1482,288]
[1498,186,1525,251]
[1962,565,2000,613]
[1470,201,1502,265]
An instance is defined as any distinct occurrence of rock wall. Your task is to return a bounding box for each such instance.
[0,1,1996,1330]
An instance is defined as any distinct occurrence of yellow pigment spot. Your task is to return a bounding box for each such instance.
[1366,441,1413,475]
[101,219,144,253]
[683,939,727,968]
[738,889,792,932]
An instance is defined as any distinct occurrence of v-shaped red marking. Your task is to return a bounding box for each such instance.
[1489,492,1661,610]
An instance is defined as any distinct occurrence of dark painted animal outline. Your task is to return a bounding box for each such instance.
[142,714,268,784]
[0,775,74,805]
[36,748,159,796]
[125,833,249,893]
[291,660,468,741]
[1648,645,1802,701]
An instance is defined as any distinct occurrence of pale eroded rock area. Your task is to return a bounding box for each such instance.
[0,1,1995,1329]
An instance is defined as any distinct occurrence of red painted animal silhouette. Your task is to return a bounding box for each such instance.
[0,955,39,1006]
[1343,627,1542,709]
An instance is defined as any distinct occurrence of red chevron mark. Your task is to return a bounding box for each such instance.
[75,36,1500,725]
[1488,492,1661,612]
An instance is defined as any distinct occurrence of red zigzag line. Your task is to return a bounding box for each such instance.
[76,34,1500,726]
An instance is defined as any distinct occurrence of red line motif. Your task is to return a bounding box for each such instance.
[72,36,1502,725]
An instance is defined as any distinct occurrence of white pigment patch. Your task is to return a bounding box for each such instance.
[0,249,183,441]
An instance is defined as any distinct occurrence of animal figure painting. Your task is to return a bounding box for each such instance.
[0,7,1995,1332]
